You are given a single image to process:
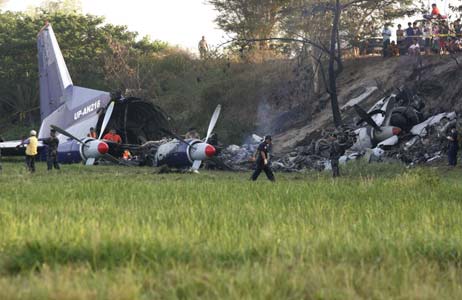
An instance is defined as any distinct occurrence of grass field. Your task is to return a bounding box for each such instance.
[0,161,462,299]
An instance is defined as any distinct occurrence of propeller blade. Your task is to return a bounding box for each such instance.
[205,104,221,142]
[382,96,396,127]
[85,157,96,166]
[354,104,382,132]
[50,125,85,145]
[191,160,202,172]
[98,101,115,140]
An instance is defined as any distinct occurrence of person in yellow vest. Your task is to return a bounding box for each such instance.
[19,130,39,173]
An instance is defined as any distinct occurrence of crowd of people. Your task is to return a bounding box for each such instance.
[382,5,462,58]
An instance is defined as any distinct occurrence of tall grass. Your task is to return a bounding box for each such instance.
[0,162,461,299]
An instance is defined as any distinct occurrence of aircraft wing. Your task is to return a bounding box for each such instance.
[0,140,44,156]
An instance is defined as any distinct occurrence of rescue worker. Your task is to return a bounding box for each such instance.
[198,36,209,59]
[122,149,132,160]
[87,127,97,138]
[251,135,275,182]
[20,130,39,173]
[329,133,343,178]
[43,128,60,171]
[447,126,458,166]
[0,135,3,172]
[103,129,122,144]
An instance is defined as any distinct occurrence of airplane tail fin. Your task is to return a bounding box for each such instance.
[37,23,74,121]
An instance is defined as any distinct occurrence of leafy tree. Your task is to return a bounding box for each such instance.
[27,0,82,15]
[0,9,158,125]
[211,0,420,126]
[208,0,291,50]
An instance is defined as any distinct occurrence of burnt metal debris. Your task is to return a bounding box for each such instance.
[217,88,458,172]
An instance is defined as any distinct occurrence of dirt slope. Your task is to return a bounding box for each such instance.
[272,54,462,154]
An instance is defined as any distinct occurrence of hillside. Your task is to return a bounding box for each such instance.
[270,54,462,154]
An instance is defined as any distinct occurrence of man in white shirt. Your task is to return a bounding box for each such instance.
[382,25,392,57]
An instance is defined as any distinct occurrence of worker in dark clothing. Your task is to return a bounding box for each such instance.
[447,126,458,166]
[329,135,343,177]
[0,136,3,172]
[43,129,60,171]
[251,135,275,182]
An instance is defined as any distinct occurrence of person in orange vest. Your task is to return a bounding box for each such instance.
[87,127,97,138]
[103,129,122,144]
[122,149,132,160]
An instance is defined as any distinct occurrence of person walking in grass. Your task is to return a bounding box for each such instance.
[251,135,275,182]
[43,128,60,171]
[18,130,39,173]
[447,126,458,166]
[329,134,343,178]
[0,135,3,172]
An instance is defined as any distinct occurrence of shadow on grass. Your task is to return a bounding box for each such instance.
[2,238,461,276]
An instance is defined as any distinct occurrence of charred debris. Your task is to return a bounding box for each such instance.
[216,86,458,172]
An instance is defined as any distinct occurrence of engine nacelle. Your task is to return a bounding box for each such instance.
[79,138,109,160]
[189,142,216,161]
[155,139,217,168]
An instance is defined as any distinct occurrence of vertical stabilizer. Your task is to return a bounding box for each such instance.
[37,23,73,121]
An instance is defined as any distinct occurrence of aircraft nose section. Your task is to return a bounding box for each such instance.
[97,141,109,154]
[205,145,216,157]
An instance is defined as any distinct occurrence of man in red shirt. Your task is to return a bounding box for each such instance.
[431,3,440,17]
[103,129,122,144]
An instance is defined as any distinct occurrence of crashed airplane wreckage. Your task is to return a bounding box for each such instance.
[217,87,457,172]
[0,23,222,172]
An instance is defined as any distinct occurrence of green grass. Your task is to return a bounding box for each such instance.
[0,161,462,299]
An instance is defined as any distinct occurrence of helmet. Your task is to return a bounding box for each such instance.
[30,130,37,136]
[264,135,272,141]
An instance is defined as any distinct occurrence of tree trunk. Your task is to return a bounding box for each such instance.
[310,46,321,94]
[328,0,343,127]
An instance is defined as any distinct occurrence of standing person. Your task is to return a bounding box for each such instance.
[405,22,414,50]
[43,128,60,171]
[440,21,449,54]
[198,36,209,59]
[382,24,392,57]
[87,127,97,138]
[423,21,432,55]
[103,129,122,144]
[432,24,440,54]
[396,24,405,55]
[0,135,3,172]
[19,130,39,173]
[329,134,343,178]
[413,22,422,41]
[447,126,459,166]
[250,135,275,182]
